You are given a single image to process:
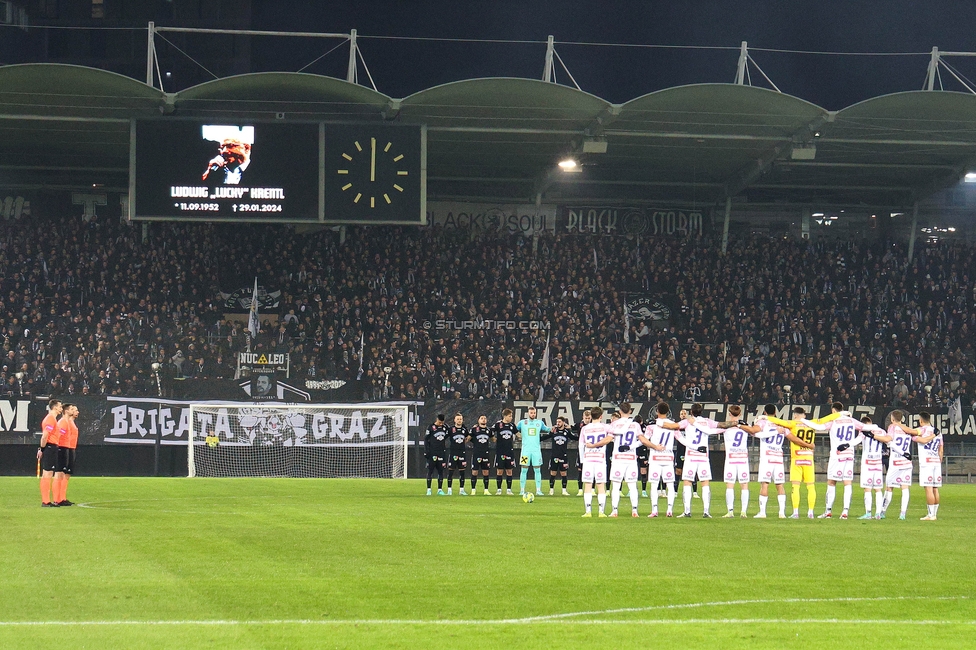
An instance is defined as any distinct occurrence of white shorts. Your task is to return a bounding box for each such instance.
[886,457,913,488]
[919,463,942,488]
[723,461,750,484]
[860,457,884,488]
[648,459,675,483]
[758,452,786,484]
[682,452,711,481]
[827,453,856,482]
[610,460,639,483]
[581,460,607,485]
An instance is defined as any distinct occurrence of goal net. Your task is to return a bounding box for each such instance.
[187,403,409,478]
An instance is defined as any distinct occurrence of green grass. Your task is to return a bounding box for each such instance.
[1,477,974,649]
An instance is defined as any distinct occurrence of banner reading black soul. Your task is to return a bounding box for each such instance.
[132,120,320,222]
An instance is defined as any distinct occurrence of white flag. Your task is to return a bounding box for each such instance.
[623,300,631,344]
[593,249,598,270]
[357,332,365,380]
[949,395,963,426]
[247,277,259,341]
[540,333,551,384]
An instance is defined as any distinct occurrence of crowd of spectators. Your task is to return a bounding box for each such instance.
[1,212,975,410]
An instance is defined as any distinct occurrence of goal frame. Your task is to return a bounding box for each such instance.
[186,402,410,479]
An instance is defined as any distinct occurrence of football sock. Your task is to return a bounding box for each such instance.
[900,488,910,515]
[825,485,836,512]
[519,467,528,493]
[777,493,786,516]
[682,485,692,513]
[927,505,935,517]
[701,485,711,515]
[459,476,465,489]
[726,487,734,511]
[758,495,768,515]
[550,478,556,489]
[437,475,443,490]
[740,488,750,515]
[483,477,489,489]
[426,474,432,489]
[506,476,512,489]
[806,483,817,511]
[666,483,676,511]
[561,477,568,489]
[650,484,659,511]
[584,492,593,512]
[496,476,503,489]
[61,476,69,502]
[533,467,544,492]
[875,490,884,517]
[611,483,622,510]
[933,504,940,516]
[447,472,454,488]
[627,481,639,509]
[641,479,647,492]
[842,484,852,511]
[597,492,607,512]
[881,490,892,513]
[864,491,873,514]
[791,483,801,511]
[40,477,51,504]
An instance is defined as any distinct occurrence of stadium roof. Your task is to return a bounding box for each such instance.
[2,63,976,210]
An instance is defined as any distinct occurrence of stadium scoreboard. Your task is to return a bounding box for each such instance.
[130,120,425,224]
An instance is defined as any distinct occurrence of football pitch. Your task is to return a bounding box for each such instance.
[1,477,974,649]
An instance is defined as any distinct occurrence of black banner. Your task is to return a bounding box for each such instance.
[219,287,281,311]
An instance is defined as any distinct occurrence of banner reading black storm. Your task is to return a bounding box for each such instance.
[559,206,705,237]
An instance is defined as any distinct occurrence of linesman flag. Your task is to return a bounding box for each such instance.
[248,277,260,340]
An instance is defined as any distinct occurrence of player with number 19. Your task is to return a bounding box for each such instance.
[607,403,644,517]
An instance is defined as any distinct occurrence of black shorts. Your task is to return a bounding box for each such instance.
[473,456,491,471]
[427,455,446,470]
[60,448,76,475]
[637,456,650,470]
[41,444,60,472]
[450,455,467,470]
[495,454,514,471]
[548,457,569,473]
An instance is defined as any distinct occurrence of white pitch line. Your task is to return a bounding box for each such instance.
[0,618,974,627]
[0,596,970,627]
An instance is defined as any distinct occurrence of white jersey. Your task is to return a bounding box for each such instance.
[723,426,749,461]
[647,419,678,459]
[578,422,611,462]
[610,417,644,457]
[754,417,786,454]
[886,423,914,488]
[826,415,869,455]
[917,425,942,465]
[887,424,914,464]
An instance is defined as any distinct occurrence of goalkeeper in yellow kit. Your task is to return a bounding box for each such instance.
[765,407,841,519]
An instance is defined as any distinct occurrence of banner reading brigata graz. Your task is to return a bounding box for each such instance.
[96,397,422,447]
[506,400,976,440]
[426,201,556,235]
[559,206,705,237]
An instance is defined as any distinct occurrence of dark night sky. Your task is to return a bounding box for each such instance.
[245,0,976,110]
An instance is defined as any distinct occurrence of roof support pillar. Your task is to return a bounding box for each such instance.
[721,196,732,255]
[347,29,358,84]
[734,41,748,85]
[925,47,940,91]
[543,35,555,82]
[146,22,155,87]
[907,201,919,262]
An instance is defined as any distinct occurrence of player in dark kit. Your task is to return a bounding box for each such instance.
[424,414,449,496]
[467,415,494,495]
[491,408,518,495]
[571,408,592,495]
[543,416,577,496]
[634,415,650,497]
[447,413,469,496]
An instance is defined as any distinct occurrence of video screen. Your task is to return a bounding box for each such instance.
[133,120,320,221]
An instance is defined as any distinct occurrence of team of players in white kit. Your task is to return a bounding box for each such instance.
[578,401,944,521]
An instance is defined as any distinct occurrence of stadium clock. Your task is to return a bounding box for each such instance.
[325,124,423,224]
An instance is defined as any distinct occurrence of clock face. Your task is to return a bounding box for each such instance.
[336,136,410,209]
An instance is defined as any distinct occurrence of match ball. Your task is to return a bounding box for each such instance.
[522,492,535,503]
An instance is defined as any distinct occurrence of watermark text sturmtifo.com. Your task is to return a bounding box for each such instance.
[422,319,551,331]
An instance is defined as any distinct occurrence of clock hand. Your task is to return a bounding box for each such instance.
[370,137,376,182]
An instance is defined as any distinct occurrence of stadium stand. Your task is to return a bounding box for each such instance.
[1,213,974,408]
